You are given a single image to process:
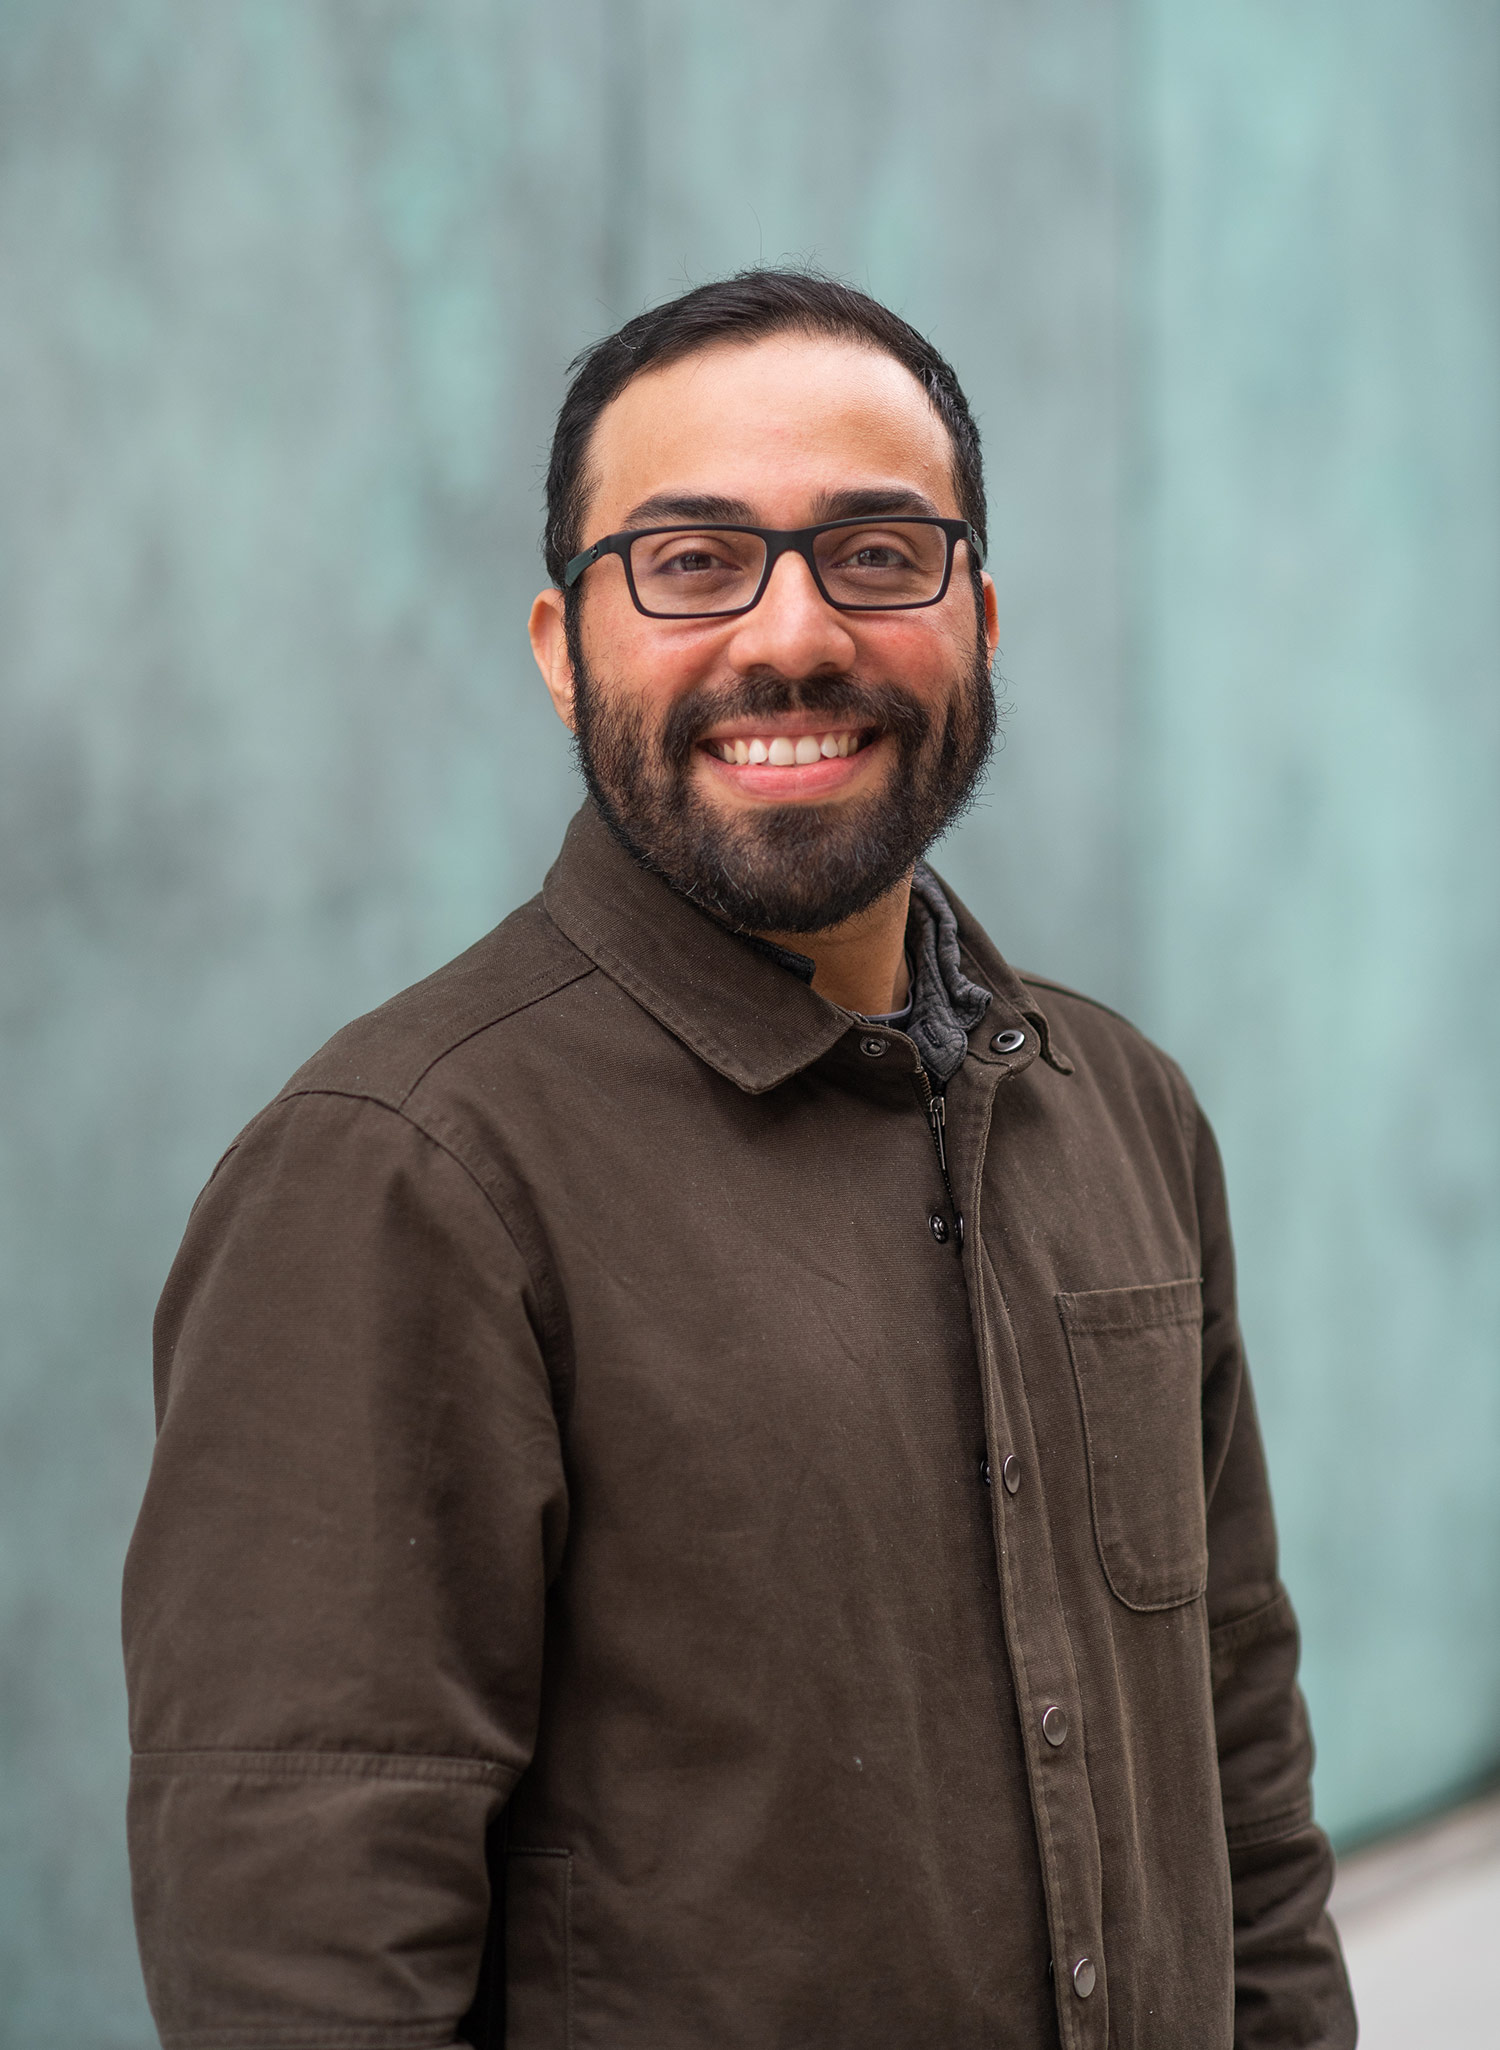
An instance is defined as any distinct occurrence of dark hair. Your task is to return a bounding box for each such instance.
[542,268,987,591]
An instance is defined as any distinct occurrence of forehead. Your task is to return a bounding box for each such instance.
[582,333,960,530]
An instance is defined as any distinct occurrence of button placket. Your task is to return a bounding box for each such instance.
[961,1108,1107,2049]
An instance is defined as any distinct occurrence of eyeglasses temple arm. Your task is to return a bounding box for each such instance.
[562,542,603,589]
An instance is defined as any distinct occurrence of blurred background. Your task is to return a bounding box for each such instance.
[1,2,1497,2043]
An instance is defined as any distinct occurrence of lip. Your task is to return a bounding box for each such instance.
[696,731,886,801]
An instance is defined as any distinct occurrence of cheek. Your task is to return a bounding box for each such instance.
[581,592,729,706]
[853,616,975,702]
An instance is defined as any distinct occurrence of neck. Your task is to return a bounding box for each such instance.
[757,874,913,1016]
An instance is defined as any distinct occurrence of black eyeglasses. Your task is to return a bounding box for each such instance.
[562,516,981,620]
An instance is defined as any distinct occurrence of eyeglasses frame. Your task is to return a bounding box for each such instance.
[562,515,983,620]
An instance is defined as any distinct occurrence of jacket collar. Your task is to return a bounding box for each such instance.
[935,873,1074,1076]
[542,801,1067,1092]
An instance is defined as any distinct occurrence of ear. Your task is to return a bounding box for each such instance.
[979,572,1000,668]
[529,587,577,732]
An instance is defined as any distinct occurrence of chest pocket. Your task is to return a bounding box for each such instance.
[1057,1277,1208,1611]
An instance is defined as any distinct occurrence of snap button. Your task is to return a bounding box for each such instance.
[859,1034,888,1058]
[990,1027,1026,1053]
[1001,1454,1021,1495]
[1041,1704,1068,1747]
[928,1212,950,1244]
[1072,1958,1096,1999]
[979,1457,992,1487]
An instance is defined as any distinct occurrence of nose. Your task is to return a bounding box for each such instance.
[722,547,858,679]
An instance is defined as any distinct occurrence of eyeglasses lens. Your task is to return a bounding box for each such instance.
[627,521,949,617]
[629,530,766,617]
[813,520,948,608]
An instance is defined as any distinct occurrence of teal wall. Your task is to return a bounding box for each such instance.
[0,4,1495,2041]
[1133,0,1500,1842]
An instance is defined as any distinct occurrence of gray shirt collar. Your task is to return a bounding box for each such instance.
[724,865,994,1087]
[895,862,993,1083]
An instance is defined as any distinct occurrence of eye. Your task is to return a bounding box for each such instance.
[824,526,924,572]
[816,522,947,606]
[661,548,723,575]
[633,531,760,581]
[841,542,913,570]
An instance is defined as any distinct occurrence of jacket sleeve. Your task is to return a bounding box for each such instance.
[122,1088,569,2049]
[1192,1098,1357,2050]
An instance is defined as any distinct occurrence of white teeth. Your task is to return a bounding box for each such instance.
[715,730,864,765]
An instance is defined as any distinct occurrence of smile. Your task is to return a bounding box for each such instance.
[702,729,869,766]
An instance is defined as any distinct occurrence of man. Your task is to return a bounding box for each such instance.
[124,270,1356,2049]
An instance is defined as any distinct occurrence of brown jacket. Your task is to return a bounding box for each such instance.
[124,801,1355,2050]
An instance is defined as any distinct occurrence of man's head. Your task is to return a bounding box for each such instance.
[529,270,999,935]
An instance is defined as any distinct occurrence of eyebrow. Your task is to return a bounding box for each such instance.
[618,485,946,530]
[621,493,756,528]
[811,486,944,523]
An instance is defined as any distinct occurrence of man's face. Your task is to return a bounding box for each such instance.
[531,333,1000,934]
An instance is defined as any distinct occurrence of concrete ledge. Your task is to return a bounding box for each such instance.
[1331,1789,1500,2049]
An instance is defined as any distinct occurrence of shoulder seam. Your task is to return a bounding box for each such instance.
[391,955,596,1108]
[271,1088,527,1249]
[1016,972,1142,1032]
[263,1087,576,1410]
[278,951,598,1113]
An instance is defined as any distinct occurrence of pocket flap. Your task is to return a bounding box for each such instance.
[1056,1275,1203,1337]
[1058,1278,1208,1611]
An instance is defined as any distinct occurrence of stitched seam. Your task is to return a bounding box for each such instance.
[161,2026,451,2050]
[585,933,761,1076]
[1056,1279,1203,1338]
[565,1851,575,2050]
[1209,1587,1291,1652]
[261,1090,570,1386]
[1059,1302,1208,1612]
[130,1749,517,1788]
[271,934,595,1120]
[1059,1309,1200,1335]
[557,911,840,1089]
[976,1233,1094,2050]
[1225,1799,1315,1850]
[975,1244,1064,2028]
[274,963,595,1124]
[391,960,596,1107]
[408,1102,575,1404]
[272,1084,505,1212]
[1065,1320,1200,1610]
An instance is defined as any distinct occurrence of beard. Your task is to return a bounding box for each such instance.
[569,606,997,934]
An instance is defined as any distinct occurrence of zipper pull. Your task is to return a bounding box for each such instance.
[927,1092,948,1175]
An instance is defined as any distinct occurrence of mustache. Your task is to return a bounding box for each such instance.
[659,671,931,769]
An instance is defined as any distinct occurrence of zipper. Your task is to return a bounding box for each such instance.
[916,1069,963,1248]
